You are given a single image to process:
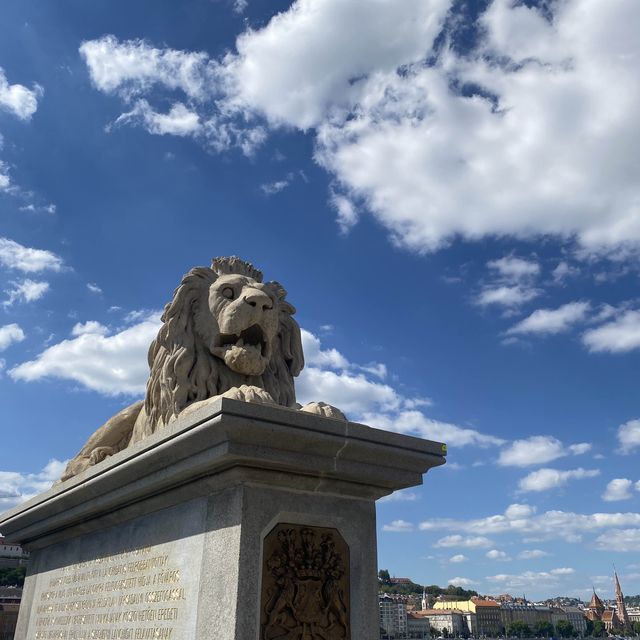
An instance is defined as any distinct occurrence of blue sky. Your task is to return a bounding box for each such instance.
[1,0,639,601]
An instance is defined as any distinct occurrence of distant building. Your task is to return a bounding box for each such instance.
[391,577,414,586]
[563,606,587,636]
[500,601,552,629]
[628,607,640,623]
[380,593,408,638]
[421,608,468,636]
[407,612,431,639]
[0,589,21,640]
[433,597,502,636]
[586,573,632,633]
[0,537,29,569]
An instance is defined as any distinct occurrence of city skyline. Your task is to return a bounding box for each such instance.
[0,0,639,601]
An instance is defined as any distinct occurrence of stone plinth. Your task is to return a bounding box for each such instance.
[0,398,446,640]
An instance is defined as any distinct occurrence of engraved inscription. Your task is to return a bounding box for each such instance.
[260,523,350,640]
[29,543,191,640]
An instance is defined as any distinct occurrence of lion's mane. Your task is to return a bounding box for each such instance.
[144,260,304,427]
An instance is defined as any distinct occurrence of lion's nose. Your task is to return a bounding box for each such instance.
[242,289,273,311]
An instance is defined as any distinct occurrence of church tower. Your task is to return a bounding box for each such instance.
[422,587,427,611]
[614,571,630,630]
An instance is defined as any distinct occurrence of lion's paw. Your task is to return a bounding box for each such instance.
[221,385,277,405]
[300,401,347,421]
[89,446,117,465]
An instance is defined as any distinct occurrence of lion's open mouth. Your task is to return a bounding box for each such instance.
[218,324,268,357]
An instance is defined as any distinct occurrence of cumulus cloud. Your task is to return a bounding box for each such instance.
[420,504,640,544]
[602,478,634,502]
[448,577,476,587]
[518,549,550,560]
[487,569,574,588]
[617,420,640,454]
[434,535,493,549]
[0,459,66,509]
[518,467,600,493]
[0,67,42,120]
[507,302,591,336]
[81,1,640,256]
[79,35,265,155]
[0,324,25,351]
[498,436,591,467]
[595,529,640,552]
[583,310,640,353]
[476,285,540,309]
[450,554,467,563]
[382,519,414,533]
[3,279,49,306]
[378,489,418,503]
[0,238,63,272]
[10,312,161,395]
[486,549,511,561]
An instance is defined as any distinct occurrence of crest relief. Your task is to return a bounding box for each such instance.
[260,523,351,640]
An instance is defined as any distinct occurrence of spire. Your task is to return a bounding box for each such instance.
[614,570,630,629]
[422,587,427,611]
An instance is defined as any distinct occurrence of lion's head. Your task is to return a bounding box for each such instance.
[145,256,304,427]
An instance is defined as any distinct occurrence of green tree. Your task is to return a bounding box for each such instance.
[0,566,26,587]
[533,620,555,637]
[585,619,594,637]
[378,569,391,585]
[592,620,606,637]
[632,621,640,636]
[555,621,574,638]
[507,621,531,638]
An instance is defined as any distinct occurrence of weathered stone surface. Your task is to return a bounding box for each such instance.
[61,257,347,482]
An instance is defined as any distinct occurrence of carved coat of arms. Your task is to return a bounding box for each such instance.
[260,524,350,640]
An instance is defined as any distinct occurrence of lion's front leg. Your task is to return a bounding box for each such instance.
[299,401,347,421]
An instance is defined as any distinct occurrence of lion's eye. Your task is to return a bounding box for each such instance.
[221,287,235,300]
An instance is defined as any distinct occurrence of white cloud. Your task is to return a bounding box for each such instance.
[0,67,42,120]
[330,190,359,235]
[450,554,467,563]
[552,262,580,284]
[314,0,640,254]
[507,302,591,336]
[448,577,476,587]
[87,283,102,294]
[434,535,492,548]
[379,489,418,503]
[504,503,535,520]
[112,100,200,137]
[486,549,510,561]
[602,478,634,502]
[569,443,592,455]
[10,312,161,396]
[583,310,640,353]
[382,519,414,533]
[0,324,25,351]
[221,0,451,129]
[79,36,265,155]
[0,238,63,272]
[518,549,549,560]
[261,179,290,196]
[360,410,505,448]
[80,1,640,255]
[3,279,49,306]
[476,285,540,309]
[487,569,574,588]
[420,504,640,544]
[518,468,600,493]
[80,35,212,100]
[498,436,562,467]
[0,459,67,509]
[618,420,640,454]
[595,529,640,552]
[488,256,540,282]
[71,321,109,337]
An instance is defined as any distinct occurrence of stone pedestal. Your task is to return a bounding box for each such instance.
[0,398,446,640]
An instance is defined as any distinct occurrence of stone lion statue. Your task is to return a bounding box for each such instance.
[60,257,345,482]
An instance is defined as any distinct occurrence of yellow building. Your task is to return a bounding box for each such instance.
[434,597,502,636]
